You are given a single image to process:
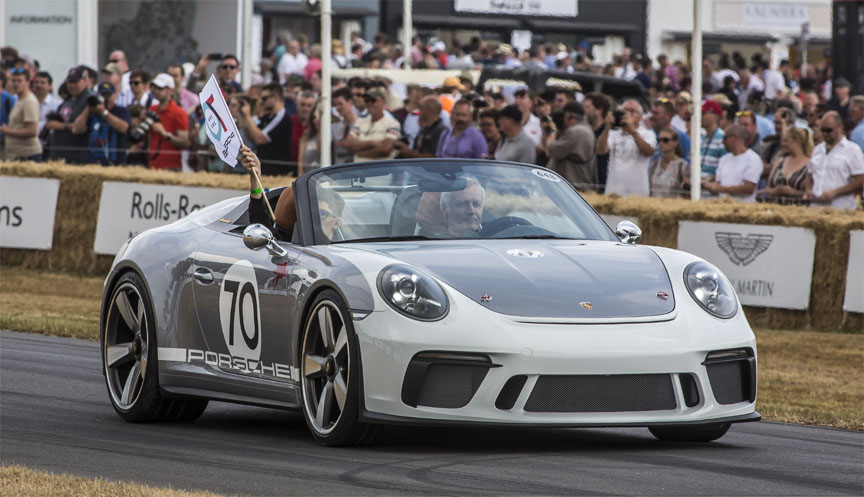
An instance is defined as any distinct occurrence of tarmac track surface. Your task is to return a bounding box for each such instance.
[1,330,862,496]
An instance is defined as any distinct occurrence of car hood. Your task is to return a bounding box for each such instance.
[356,240,674,320]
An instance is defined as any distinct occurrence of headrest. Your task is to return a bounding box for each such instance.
[415,192,446,233]
[274,186,296,231]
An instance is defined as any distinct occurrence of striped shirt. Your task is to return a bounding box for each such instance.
[700,126,727,178]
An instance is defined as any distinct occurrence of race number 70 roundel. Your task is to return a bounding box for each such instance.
[219,260,262,361]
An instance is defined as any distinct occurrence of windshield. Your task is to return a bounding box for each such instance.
[307,161,617,245]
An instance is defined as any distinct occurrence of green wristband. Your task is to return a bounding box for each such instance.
[250,187,262,195]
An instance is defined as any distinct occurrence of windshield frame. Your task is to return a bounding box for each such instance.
[293,158,618,247]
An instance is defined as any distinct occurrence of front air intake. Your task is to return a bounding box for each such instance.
[401,352,496,408]
[703,348,756,405]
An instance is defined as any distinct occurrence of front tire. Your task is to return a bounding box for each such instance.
[300,289,381,446]
[649,422,731,442]
[102,272,207,423]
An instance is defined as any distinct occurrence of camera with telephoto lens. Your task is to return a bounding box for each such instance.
[129,110,160,143]
[541,114,554,135]
[613,109,626,129]
[87,95,105,107]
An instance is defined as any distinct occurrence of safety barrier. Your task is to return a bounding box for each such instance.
[2,161,862,331]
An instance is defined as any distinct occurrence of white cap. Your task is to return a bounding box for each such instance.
[151,73,175,89]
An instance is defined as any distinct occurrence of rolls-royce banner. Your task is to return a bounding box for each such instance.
[93,182,243,255]
[843,230,863,313]
[677,221,815,310]
[0,176,60,250]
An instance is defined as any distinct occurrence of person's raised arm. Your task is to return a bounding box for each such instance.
[596,112,613,155]
[70,107,91,134]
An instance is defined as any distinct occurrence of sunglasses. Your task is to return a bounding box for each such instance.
[261,94,274,101]
[352,92,365,97]
[109,59,120,64]
[821,127,834,134]
[10,67,27,75]
[654,97,671,104]
[319,209,335,219]
[736,110,754,117]
[658,137,676,143]
[220,64,238,70]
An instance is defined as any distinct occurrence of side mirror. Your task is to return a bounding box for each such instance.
[243,224,288,257]
[615,220,642,245]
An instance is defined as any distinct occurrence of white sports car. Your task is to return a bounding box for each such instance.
[100,159,758,446]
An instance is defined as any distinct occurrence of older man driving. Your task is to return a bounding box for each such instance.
[439,177,485,237]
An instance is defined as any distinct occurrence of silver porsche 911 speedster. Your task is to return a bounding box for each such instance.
[100,159,759,446]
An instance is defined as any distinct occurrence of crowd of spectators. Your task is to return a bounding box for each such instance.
[1,33,862,209]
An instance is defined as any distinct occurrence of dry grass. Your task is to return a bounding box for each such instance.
[0,266,102,340]
[755,328,864,430]
[0,265,861,430]
[0,465,227,497]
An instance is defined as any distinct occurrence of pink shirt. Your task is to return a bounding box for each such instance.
[304,58,322,81]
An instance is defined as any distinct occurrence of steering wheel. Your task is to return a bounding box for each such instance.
[479,216,534,238]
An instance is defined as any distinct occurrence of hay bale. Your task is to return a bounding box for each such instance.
[2,161,861,331]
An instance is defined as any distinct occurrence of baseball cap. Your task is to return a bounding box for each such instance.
[701,100,723,115]
[675,91,692,103]
[97,82,115,95]
[151,72,175,89]
[102,62,122,75]
[498,104,522,122]
[364,87,387,100]
[66,66,85,82]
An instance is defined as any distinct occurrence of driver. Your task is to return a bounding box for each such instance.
[439,177,485,236]
[316,187,345,241]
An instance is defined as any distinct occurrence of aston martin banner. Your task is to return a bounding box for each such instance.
[843,231,864,313]
[677,221,815,309]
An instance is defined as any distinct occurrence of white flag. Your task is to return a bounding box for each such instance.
[199,74,244,168]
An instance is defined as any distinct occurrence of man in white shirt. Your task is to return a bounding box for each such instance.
[277,41,309,85]
[31,71,62,137]
[804,111,864,210]
[703,125,762,203]
[343,88,401,162]
[762,61,786,100]
[596,99,656,196]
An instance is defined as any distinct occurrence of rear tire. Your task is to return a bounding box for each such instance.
[300,289,382,446]
[649,422,731,442]
[102,272,208,423]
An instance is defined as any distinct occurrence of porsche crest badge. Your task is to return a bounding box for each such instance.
[580,302,593,310]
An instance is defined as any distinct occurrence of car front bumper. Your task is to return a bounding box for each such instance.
[354,289,758,427]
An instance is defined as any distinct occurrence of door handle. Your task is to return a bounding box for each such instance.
[193,268,214,284]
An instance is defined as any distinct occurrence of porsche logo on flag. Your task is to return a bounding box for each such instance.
[580,302,593,310]
[715,232,773,266]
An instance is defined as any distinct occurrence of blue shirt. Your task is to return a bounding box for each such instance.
[851,119,864,154]
[1,90,18,140]
[88,105,131,164]
[755,113,773,140]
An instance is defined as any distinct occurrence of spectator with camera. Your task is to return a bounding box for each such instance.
[145,73,189,170]
[436,99,487,159]
[69,82,131,165]
[46,67,93,164]
[0,67,41,161]
[597,99,656,196]
[543,102,597,191]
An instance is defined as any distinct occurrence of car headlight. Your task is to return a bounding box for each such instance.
[377,264,449,321]
[684,261,738,319]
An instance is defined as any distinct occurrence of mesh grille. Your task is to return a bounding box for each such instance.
[416,364,489,408]
[524,374,677,413]
[707,361,747,404]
